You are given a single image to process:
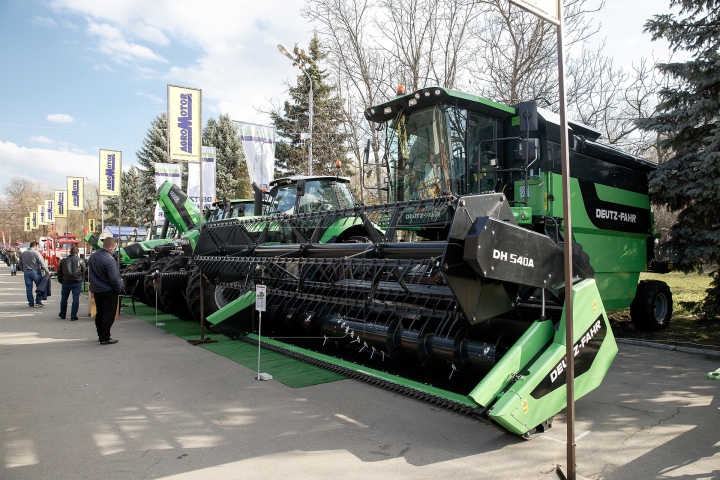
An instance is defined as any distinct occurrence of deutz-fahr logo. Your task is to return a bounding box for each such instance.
[550,319,602,383]
[493,249,534,267]
[596,208,637,223]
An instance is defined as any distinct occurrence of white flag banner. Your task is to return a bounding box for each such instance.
[154,163,182,221]
[187,146,217,211]
[237,122,275,190]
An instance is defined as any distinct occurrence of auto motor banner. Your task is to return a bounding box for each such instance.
[99,149,122,196]
[38,204,46,226]
[24,217,31,232]
[154,163,182,221]
[54,190,67,218]
[168,85,201,164]
[45,199,55,224]
[67,177,84,211]
[237,122,275,191]
[187,146,216,211]
[30,211,38,230]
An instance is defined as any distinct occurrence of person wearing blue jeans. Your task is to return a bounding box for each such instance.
[58,246,84,320]
[19,242,48,307]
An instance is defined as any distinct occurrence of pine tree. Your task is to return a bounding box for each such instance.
[638,0,720,319]
[103,166,148,226]
[203,114,251,199]
[271,34,352,177]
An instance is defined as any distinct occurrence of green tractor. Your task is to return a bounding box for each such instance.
[121,181,202,309]
[183,87,672,438]
[175,175,365,322]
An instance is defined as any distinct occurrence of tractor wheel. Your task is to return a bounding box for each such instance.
[185,265,240,324]
[159,255,191,320]
[143,256,174,311]
[124,258,151,305]
[630,280,672,331]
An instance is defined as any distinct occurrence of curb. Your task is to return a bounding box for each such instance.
[616,337,720,357]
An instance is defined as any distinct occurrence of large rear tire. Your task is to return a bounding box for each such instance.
[159,255,192,320]
[630,280,672,331]
[144,256,173,311]
[184,265,241,324]
[124,258,151,305]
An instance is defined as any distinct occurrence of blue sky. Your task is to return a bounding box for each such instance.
[0,0,673,193]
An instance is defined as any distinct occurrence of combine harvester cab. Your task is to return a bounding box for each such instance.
[185,87,669,437]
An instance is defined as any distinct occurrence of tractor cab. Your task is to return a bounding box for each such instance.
[204,199,257,222]
[268,176,355,215]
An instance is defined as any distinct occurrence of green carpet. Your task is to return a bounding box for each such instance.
[121,302,345,388]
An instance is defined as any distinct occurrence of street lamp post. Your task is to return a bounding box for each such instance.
[278,44,313,176]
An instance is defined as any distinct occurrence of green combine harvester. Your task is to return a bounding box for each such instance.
[165,87,672,437]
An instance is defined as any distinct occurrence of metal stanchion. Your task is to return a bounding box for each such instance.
[187,267,217,345]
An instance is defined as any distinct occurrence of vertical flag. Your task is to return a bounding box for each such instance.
[38,204,47,225]
[54,190,67,218]
[30,211,38,230]
[45,199,55,224]
[187,146,217,211]
[67,177,84,211]
[237,122,275,190]
[99,150,122,196]
[24,217,31,232]
[89,218,98,233]
[168,85,202,164]
[153,163,182,221]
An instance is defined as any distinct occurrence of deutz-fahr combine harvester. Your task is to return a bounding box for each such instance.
[181,87,672,437]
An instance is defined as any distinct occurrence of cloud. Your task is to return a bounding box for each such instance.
[86,21,167,64]
[46,114,74,123]
[136,92,163,104]
[0,140,98,189]
[31,16,57,27]
[49,0,313,125]
[30,136,54,144]
[93,63,114,72]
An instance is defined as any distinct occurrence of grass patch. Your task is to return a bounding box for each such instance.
[608,271,720,348]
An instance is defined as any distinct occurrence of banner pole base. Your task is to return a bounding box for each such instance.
[187,337,218,346]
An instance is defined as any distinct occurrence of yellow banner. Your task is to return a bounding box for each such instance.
[99,149,122,196]
[54,190,67,218]
[30,212,38,230]
[44,199,55,224]
[88,218,98,233]
[67,177,84,211]
[168,84,202,163]
[24,217,31,232]
[38,204,47,225]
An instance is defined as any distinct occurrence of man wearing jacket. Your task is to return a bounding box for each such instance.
[57,246,84,320]
[88,237,123,345]
[19,241,48,307]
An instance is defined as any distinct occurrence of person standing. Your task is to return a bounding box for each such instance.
[88,237,123,345]
[57,246,84,320]
[19,241,48,307]
[6,248,19,276]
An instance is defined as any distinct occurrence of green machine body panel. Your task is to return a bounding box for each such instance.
[156,181,201,234]
[485,280,617,435]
